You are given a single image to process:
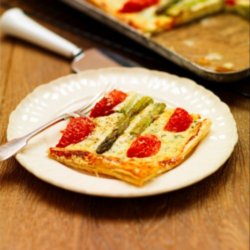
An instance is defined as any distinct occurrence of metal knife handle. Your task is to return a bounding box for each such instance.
[0,8,82,58]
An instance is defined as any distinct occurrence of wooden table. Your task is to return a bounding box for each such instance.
[0,2,249,250]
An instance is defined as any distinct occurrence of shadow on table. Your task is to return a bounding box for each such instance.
[0,152,235,221]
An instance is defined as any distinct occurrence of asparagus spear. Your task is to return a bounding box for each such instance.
[130,103,166,136]
[118,93,138,114]
[156,0,180,15]
[96,96,153,154]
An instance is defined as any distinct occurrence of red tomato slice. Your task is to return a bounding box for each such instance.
[164,108,193,132]
[225,0,236,6]
[127,135,161,158]
[90,89,127,118]
[56,117,95,148]
[119,0,159,13]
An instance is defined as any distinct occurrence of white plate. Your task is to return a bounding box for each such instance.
[7,68,238,197]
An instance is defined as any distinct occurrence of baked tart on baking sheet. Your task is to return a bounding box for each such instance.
[86,0,249,35]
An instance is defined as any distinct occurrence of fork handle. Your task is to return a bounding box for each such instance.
[0,8,82,58]
[0,114,67,162]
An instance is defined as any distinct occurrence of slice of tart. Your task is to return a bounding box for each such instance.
[49,89,211,186]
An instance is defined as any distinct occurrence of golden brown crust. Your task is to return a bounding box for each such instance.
[87,0,119,14]
[49,118,211,186]
[49,148,161,186]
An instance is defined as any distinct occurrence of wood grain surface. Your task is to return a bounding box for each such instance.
[0,3,249,250]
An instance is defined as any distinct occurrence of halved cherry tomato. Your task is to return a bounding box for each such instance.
[119,0,159,13]
[56,117,95,148]
[225,0,236,6]
[90,89,127,118]
[164,108,193,132]
[127,134,161,158]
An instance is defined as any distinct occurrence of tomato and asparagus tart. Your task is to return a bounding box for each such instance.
[49,89,211,186]
[86,0,249,35]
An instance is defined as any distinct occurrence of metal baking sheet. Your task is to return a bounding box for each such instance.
[61,0,250,82]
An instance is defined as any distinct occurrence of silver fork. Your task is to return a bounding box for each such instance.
[0,87,110,161]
